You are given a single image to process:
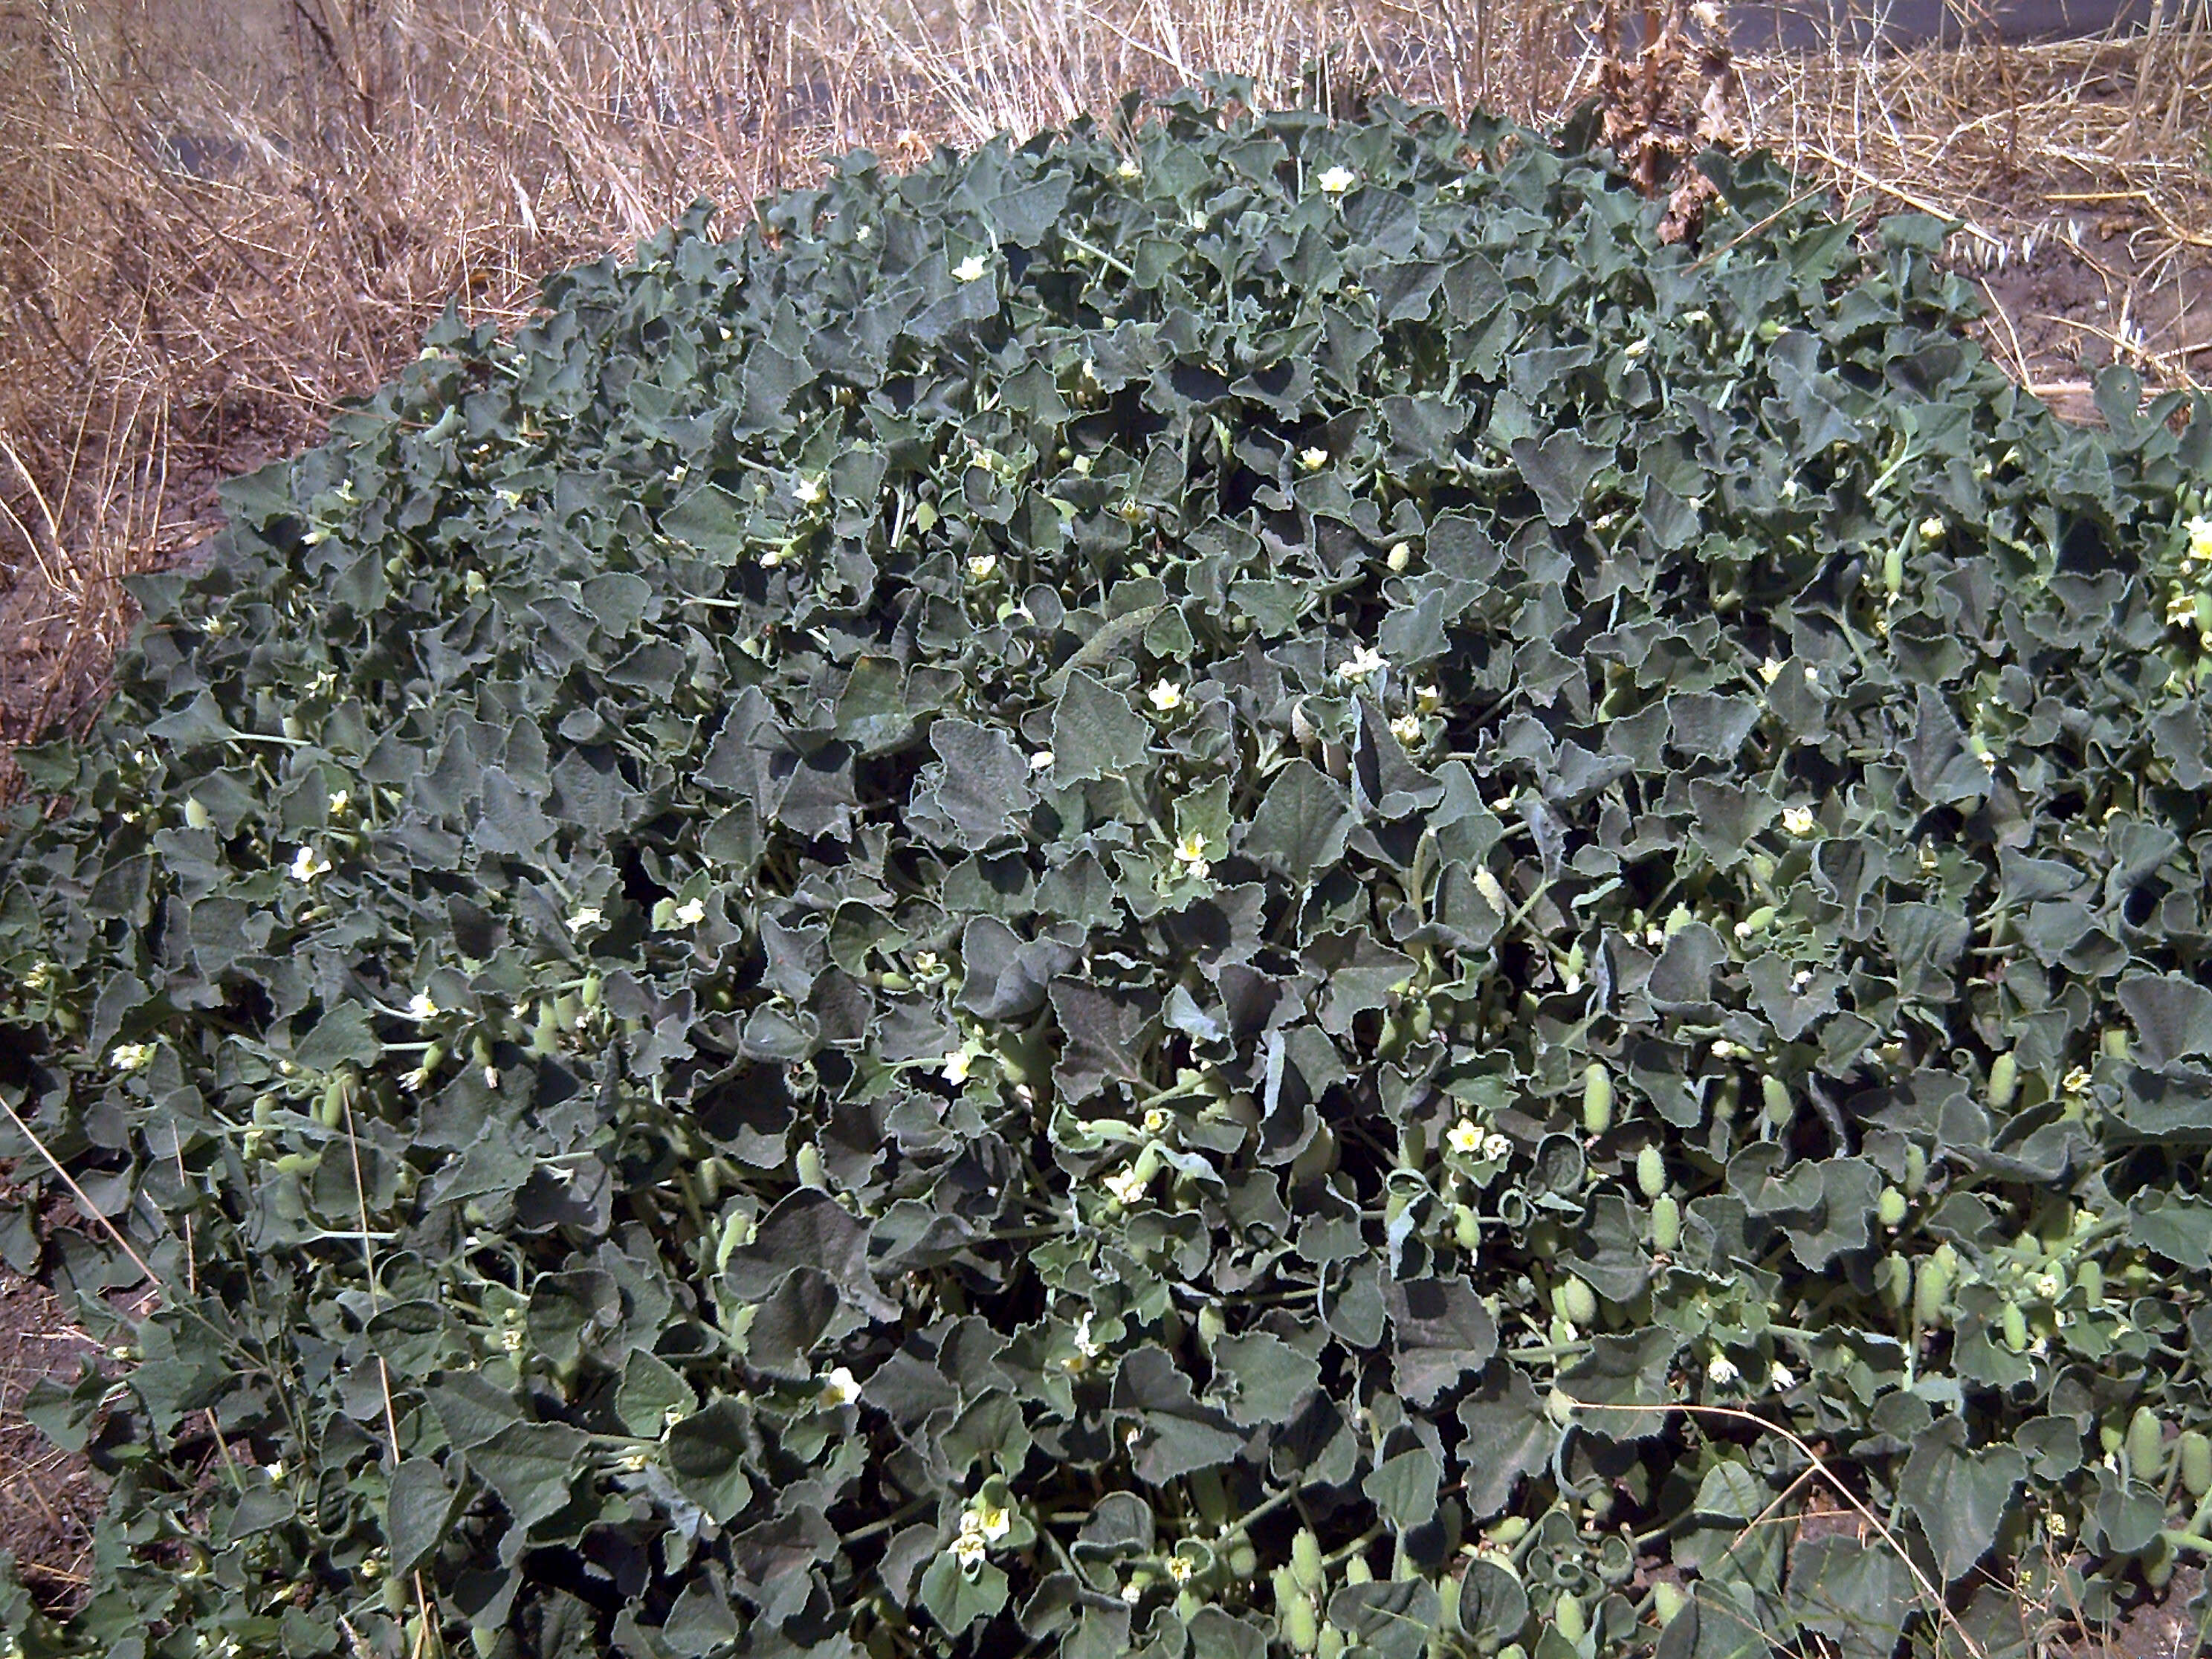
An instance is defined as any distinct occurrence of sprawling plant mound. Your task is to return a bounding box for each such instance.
[7,80,2212,1659]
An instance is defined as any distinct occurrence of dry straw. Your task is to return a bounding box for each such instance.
[2,1,2204,786]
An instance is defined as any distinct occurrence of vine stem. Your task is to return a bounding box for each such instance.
[1558,1397,1985,1659]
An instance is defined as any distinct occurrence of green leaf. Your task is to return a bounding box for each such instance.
[467,1421,588,1533]
[667,1397,756,1526]
[387,1458,459,1579]
[1899,1415,2026,1584]
[1241,760,1353,887]
[1510,427,1613,526]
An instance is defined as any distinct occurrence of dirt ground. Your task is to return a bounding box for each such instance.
[0,1270,98,1614]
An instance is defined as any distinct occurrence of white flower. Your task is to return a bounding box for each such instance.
[1298,446,1330,471]
[1316,164,1357,194]
[23,963,51,991]
[2187,516,2212,564]
[968,1494,1012,1542]
[1483,1132,1513,1162]
[1769,1362,1796,1391]
[1168,1554,1194,1585]
[1142,1107,1170,1134]
[1389,714,1423,746]
[953,253,989,283]
[1416,683,1443,715]
[966,554,998,582]
[913,951,942,977]
[1029,750,1055,772]
[1802,664,1820,688]
[1073,1313,1104,1357]
[1792,968,1814,992]
[109,1041,155,1073]
[793,473,826,507]
[408,992,439,1021]
[1174,830,1210,867]
[1446,1119,1483,1155]
[1919,515,1946,543]
[1782,805,1817,835]
[265,1461,287,1487]
[1623,337,1649,358]
[1120,1580,1143,1603]
[567,905,604,934]
[1759,657,1784,685]
[288,845,332,883]
[499,1322,525,1353]
[1335,644,1386,683]
[1187,209,1209,233]
[856,224,872,242]
[952,1530,989,1571]
[1104,1165,1150,1205]
[2063,1065,2093,1095]
[1710,1039,1736,1060]
[818,1366,861,1409]
[1116,158,1142,181]
[1148,679,1183,713]
[1646,926,1666,948]
[942,1050,973,1086]
[2034,1272,2062,1301]
[483,1066,502,1090]
[327,789,352,816]
[2167,588,2200,627]
[1707,1354,1740,1386]
[673,896,707,928]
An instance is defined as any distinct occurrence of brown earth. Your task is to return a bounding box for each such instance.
[0,1268,99,1615]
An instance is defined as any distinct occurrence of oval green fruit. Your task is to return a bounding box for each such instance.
[1883,542,1904,596]
[2000,1301,2029,1353]
[1652,1193,1682,1252]
[1636,1145,1666,1200]
[2076,1259,2104,1304]
[1988,1052,2018,1110]
[1903,1143,1928,1197]
[2180,1431,2212,1499]
[1283,1591,1321,1655]
[1877,1186,1909,1228]
[1761,1075,1790,1122]
[1652,1582,1688,1626]
[1558,1275,1599,1329]
[1583,1062,1614,1136]
[1453,1204,1481,1252]
[1291,1530,1325,1597]
[794,1144,826,1189]
[2127,1406,2166,1483]
[1316,1626,1345,1659]
[1913,1255,1953,1327]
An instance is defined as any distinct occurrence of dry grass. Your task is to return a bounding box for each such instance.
[1,4,2208,780]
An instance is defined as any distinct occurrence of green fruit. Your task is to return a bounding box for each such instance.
[581,972,602,1010]
[1175,1588,1203,1623]
[1988,1052,2018,1110]
[1225,1539,1258,1580]
[1635,1145,1666,1200]
[1344,1553,1373,1586]
[2180,1431,2212,1498]
[1488,1516,1530,1545]
[2102,1027,2130,1061]
[2127,1406,2166,1482]
[1665,904,1693,938]
[794,1144,826,1189]
[1582,1063,1614,1136]
[1554,1591,1587,1644]
[1903,1143,1928,1197]
[1761,1075,1790,1123]
[1453,1204,1482,1252]
[318,1077,347,1129]
[1558,1276,1599,1329]
[184,797,212,830]
[1878,1252,1912,1310]
[1291,1530,1326,1597]
[2076,1259,2105,1304]
[1316,1629,1345,1659]
[1283,1591,1321,1655]
[1739,904,1777,934]
[1652,1194,1682,1252]
[2000,1301,2030,1353]
[1652,1580,1688,1626]
[1883,542,1904,596]
[1914,1255,1953,1327]
[1877,1186,1909,1228]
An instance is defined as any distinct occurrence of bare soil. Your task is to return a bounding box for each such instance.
[0,1268,100,1614]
